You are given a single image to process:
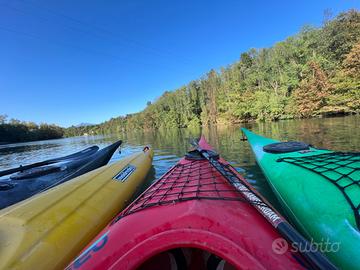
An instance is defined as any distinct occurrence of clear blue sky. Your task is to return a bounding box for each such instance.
[0,0,359,127]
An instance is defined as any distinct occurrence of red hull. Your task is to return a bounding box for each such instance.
[67,137,306,270]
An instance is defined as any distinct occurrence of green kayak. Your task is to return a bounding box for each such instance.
[242,128,360,270]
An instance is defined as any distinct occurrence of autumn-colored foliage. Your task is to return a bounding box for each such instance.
[63,10,360,136]
[343,41,360,78]
[294,62,333,117]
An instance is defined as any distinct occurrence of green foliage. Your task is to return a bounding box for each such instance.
[330,72,360,113]
[64,9,360,137]
[0,116,64,143]
[320,9,360,63]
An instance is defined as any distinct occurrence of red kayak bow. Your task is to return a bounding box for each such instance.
[66,136,331,270]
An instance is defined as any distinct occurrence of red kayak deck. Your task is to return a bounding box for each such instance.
[67,138,308,270]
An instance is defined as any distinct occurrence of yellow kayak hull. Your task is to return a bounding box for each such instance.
[0,147,153,270]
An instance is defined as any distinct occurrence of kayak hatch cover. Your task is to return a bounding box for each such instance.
[242,128,359,270]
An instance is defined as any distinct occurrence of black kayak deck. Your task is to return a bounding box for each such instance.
[0,140,122,209]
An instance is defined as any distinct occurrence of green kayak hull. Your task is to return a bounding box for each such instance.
[242,128,360,270]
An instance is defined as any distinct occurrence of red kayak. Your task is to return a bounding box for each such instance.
[66,137,335,270]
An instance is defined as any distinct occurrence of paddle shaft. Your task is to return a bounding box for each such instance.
[0,160,58,177]
[195,146,338,270]
[0,145,104,177]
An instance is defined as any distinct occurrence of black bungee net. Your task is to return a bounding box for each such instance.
[113,154,270,223]
[277,152,360,230]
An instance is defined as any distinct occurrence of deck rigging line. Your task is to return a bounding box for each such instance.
[114,158,267,222]
[278,152,360,230]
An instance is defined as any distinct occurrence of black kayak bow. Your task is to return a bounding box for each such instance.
[0,146,99,177]
[0,140,122,209]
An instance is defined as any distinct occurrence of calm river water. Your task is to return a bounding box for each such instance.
[0,115,359,210]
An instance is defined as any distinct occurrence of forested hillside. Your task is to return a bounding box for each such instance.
[63,9,358,136]
[0,115,64,143]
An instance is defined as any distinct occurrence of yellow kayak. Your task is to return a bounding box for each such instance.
[0,147,153,270]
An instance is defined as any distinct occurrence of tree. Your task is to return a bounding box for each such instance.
[0,117,64,143]
[0,115,7,124]
[329,42,360,113]
[60,9,360,136]
[294,62,333,117]
[321,9,360,62]
[343,41,360,78]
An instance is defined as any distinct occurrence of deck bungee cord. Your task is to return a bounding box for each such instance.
[115,158,266,221]
[192,139,337,270]
[242,128,360,270]
[68,136,337,270]
[0,141,122,209]
[277,152,360,230]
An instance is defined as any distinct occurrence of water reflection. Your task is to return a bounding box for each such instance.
[0,116,359,212]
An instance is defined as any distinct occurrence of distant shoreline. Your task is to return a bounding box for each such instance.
[1,113,359,145]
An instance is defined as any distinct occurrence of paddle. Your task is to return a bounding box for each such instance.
[0,145,99,177]
[191,140,338,270]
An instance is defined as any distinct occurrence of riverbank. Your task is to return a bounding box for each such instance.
[1,115,358,208]
[65,10,360,137]
[1,113,358,145]
[0,118,64,144]
[64,112,360,138]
